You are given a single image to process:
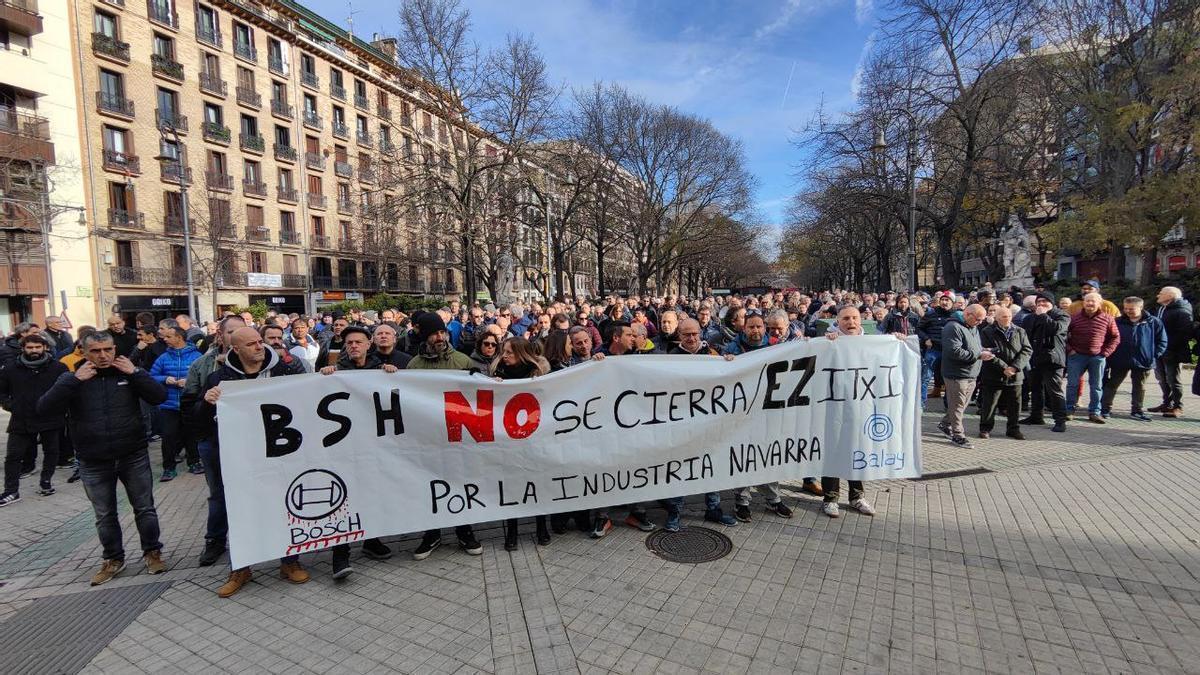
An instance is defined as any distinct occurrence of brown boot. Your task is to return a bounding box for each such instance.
[217,568,252,598]
[1163,408,1182,418]
[279,561,310,584]
[90,559,126,586]
[802,480,823,497]
[143,549,167,575]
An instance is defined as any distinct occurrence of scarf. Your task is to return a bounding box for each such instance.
[19,351,52,368]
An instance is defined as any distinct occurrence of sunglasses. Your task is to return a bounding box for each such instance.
[480,340,498,347]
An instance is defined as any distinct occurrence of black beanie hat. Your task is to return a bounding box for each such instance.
[1035,291,1056,304]
[416,312,447,340]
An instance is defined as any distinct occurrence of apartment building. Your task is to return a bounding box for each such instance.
[71,0,476,322]
[0,0,94,331]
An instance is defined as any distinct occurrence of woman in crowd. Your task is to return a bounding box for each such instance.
[490,338,552,551]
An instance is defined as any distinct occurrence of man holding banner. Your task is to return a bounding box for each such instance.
[822,306,878,518]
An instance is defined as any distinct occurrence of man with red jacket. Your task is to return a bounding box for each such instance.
[1065,292,1120,423]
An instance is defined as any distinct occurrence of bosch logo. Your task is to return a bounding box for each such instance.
[285,469,347,521]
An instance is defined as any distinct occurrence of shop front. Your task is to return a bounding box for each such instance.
[113,295,191,326]
[249,293,307,316]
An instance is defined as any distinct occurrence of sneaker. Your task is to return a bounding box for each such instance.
[1006,430,1026,440]
[1019,416,1045,425]
[19,467,35,479]
[91,559,126,586]
[411,536,441,561]
[198,539,225,566]
[279,561,310,584]
[143,549,167,574]
[38,481,54,496]
[362,538,393,560]
[822,502,840,518]
[67,469,80,484]
[159,469,177,482]
[664,511,681,533]
[936,421,952,437]
[850,498,876,516]
[590,516,613,539]
[458,533,483,555]
[624,512,656,532]
[765,501,793,518]
[0,492,19,507]
[1051,421,1066,432]
[1088,414,1106,424]
[217,568,252,598]
[1131,411,1152,422]
[734,504,752,523]
[950,436,973,449]
[704,509,737,527]
[188,463,205,475]
[331,549,353,579]
[1100,410,1111,419]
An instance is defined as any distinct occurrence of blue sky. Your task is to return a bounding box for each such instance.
[304,0,876,230]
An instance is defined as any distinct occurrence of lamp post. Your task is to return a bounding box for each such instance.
[870,109,919,293]
[155,123,197,321]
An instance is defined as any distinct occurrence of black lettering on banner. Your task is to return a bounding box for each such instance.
[373,389,404,437]
[551,475,578,501]
[762,360,789,409]
[582,396,603,430]
[644,391,667,425]
[879,365,901,399]
[710,385,728,413]
[688,388,708,416]
[553,399,581,434]
[316,392,352,447]
[261,403,302,457]
[787,356,816,407]
[819,368,846,402]
[614,389,641,428]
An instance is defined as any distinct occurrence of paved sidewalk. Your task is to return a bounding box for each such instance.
[0,379,1197,673]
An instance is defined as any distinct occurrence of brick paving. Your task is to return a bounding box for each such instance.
[0,378,1196,673]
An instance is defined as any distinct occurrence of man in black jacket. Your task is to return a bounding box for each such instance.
[195,326,310,598]
[1150,286,1194,418]
[44,316,74,360]
[917,292,958,403]
[37,331,169,586]
[1021,292,1070,432]
[105,315,138,357]
[0,334,68,504]
[978,306,1032,440]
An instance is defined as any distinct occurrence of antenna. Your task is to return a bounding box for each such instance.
[346,2,359,41]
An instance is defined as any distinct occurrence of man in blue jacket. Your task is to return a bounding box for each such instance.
[1102,297,1167,421]
[149,324,203,480]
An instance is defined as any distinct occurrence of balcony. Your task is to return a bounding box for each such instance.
[358,167,376,183]
[0,0,42,35]
[430,282,458,294]
[96,91,134,119]
[330,83,345,101]
[235,86,261,109]
[242,178,266,198]
[379,139,394,154]
[107,209,144,230]
[102,149,139,174]
[279,229,300,246]
[281,273,306,287]
[234,41,257,63]
[334,160,352,178]
[202,121,231,144]
[377,103,391,120]
[199,72,227,97]
[0,109,53,163]
[356,130,372,148]
[245,226,270,242]
[111,266,187,286]
[92,32,129,62]
[400,114,412,128]
[215,270,308,288]
[270,99,293,120]
[164,214,184,235]
[205,170,233,191]
[239,132,264,153]
[159,161,192,185]
[300,71,318,89]
[354,93,368,110]
[146,0,178,29]
[307,193,326,209]
[196,23,221,48]
[337,198,352,214]
[311,234,331,249]
[155,109,187,134]
[274,143,297,163]
[151,54,184,81]
[304,151,325,170]
[303,111,322,130]
[332,121,349,140]
[268,54,285,76]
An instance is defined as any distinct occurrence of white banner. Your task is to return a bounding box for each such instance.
[218,337,923,568]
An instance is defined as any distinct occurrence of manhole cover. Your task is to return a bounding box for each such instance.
[645,526,733,564]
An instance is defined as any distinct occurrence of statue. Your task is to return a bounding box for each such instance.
[998,215,1034,290]
[495,252,516,306]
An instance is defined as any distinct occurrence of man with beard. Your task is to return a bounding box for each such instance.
[407,313,484,560]
[317,315,350,367]
[0,334,68,504]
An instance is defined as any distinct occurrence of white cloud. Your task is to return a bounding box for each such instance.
[755,0,840,40]
[855,0,874,25]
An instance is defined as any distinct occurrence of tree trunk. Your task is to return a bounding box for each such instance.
[938,229,960,289]
[1139,248,1156,286]
[1106,240,1125,281]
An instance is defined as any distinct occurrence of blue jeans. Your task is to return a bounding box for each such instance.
[198,440,227,543]
[78,449,162,562]
[664,492,723,529]
[1066,354,1106,415]
[921,349,941,404]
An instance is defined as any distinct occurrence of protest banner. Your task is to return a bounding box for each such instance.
[217,336,923,568]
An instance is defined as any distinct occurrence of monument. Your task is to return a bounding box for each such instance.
[495,252,516,306]
[998,215,1034,289]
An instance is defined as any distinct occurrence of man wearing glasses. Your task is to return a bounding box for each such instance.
[459,307,487,355]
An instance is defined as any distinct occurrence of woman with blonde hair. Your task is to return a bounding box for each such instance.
[489,338,552,551]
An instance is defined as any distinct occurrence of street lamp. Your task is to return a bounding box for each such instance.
[871,110,919,293]
[155,123,197,322]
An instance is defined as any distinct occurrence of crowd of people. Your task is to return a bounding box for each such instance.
[0,280,1195,596]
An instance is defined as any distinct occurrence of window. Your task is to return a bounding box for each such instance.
[196,5,218,43]
[94,10,118,38]
[280,211,295,234]
[240,114,258,136]
[274,125,290,146]
[108,181,135,213]
[271,81,286,104]
[337,183,350,201]
[312,215,324,235]
[330,68,343,88]
[233,22,254,53]
[356,115,367,134]
[201,52,219,77]
[246,205,263,229]
[243,159,260,183]
[303,94,316,115]
[378,91,388,109]
[278,168,294,190]
[207,150,227,175]
[156,88,180,120]
[283,254,298,275]
[208,197,232,226]
[334,145,348,163]
[268,38,287,72]
[358,152,371,171]
[99,69,124,99]
[236,66,254,89]
[153,34,175,60]
[380,126,391,148]
[340,220,352,239]
[307,174,322,195]
[203,102,223,125]
[102,125,130,156]
[305,135,319,154]
[423,112,432,135]
[248,251,265,273]
[300,54,315,76]
[164,192,183,225]
[332,106,345,126]
[354,79,366,98]
[170,245,186,271]
[116,241,136,268]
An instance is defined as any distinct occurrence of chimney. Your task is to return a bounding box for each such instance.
[372,36,398,61]
[1018,37,1032,55]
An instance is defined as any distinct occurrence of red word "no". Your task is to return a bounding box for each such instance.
[444,390,541,443]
